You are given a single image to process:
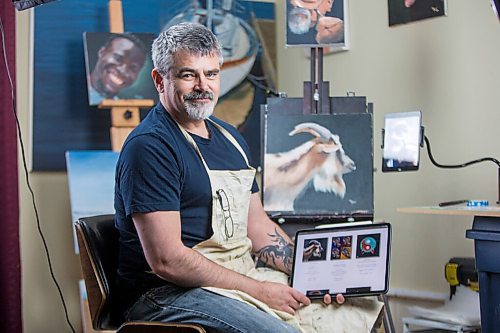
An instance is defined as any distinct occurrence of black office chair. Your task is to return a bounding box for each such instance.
[75,215,205,333]
[75,215,393,333]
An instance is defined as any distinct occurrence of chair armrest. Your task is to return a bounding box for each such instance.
[117,321,205,333]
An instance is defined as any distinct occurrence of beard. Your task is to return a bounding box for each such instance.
[183,91,215,121]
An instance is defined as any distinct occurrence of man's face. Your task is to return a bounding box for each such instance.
[159,50,221,121]
[93,37,146,97]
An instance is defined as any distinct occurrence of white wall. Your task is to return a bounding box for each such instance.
[16,10,83,333]
[14,0,500,332]
[276,0,500,295]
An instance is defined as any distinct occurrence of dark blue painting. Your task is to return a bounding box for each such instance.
[33,0,274,170]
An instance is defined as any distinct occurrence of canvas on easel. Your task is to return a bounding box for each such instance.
[286,0,349,51]
[262,112,373,217]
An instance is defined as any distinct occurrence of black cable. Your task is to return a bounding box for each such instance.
[424,136,500,169]
[247,73,267,81]
[0,15,76,333]
[246,74,279,97]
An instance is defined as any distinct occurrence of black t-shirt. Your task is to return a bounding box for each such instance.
[114,103,258,303]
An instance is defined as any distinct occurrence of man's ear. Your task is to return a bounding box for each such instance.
[151,68,164,93]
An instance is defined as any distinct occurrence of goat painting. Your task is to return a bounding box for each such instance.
[263,121,356,212]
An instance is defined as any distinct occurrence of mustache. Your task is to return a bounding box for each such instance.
[184,91,214,101]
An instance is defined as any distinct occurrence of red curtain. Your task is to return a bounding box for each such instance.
[0,2,22,333]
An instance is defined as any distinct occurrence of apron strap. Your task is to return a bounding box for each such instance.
[176,118,252,172]
[207,119,251,167]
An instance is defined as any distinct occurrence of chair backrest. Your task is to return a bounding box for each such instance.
[75,214,120,330]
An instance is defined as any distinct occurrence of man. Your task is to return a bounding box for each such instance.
[88,34,147,105]
[115,22,382,332]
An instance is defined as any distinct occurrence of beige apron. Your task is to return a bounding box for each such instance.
[178,120,384,333]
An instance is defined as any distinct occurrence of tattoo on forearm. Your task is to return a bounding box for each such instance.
[256,228,294,273]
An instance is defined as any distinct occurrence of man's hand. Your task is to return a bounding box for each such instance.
[252,281,345,315]
[315,16,344,44]
[254,281,311,315]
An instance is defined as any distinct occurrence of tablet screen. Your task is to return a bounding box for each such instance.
[291,223,391,298]
[382,111,422,172]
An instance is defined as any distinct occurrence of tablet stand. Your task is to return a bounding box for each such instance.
[382,123,500,204]
[423,133,500,205]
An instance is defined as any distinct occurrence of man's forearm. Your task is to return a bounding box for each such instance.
[246,194,295,274]
[153,244,310,315]
[153,245,262,294]
[254,227,294,274]
[132,210,306,312]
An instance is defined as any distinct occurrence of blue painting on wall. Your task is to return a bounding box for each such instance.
[65,150,119,252]
[33,0,274,170]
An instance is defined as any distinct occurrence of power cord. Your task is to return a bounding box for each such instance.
[424,136,500,169]
[424,135,500,204]
[0,15,76,333]
[246,73,279,97]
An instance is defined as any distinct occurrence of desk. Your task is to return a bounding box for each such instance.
[398,205,500,333]
[397,206,500,218]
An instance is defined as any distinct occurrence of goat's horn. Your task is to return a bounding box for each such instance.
[289,122,333,141]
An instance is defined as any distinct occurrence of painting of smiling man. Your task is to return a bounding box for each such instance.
[84,32,157,105]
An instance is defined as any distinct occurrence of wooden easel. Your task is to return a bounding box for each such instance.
[99,99,154,151]
[98,0,154,152]
[303,47,330,115]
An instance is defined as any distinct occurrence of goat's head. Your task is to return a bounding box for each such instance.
[289,122,356,198]
[307,240,324,258]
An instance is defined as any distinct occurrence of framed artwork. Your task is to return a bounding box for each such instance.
[83,32,156,106]
[492,0,500,21]
[262,113,373,216]
[32,0,274,170]
[388,0,447,26]
[286,0,349,51]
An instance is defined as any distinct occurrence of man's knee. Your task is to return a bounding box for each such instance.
[127,287,299,333]
[187,291,299,333]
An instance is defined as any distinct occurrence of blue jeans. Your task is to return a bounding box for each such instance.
[126,284,300,333]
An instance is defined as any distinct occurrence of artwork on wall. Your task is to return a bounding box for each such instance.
[491,0,500,21]
[286,0,349,51]
[388,0,447,26]
[66,150,119,251]
[83,32,156,106]
[262,113,373,216]
[32,0,274,170]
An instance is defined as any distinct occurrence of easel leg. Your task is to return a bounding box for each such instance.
[379,294,396,333]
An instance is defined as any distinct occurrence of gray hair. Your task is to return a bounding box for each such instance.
[152,22,224,76]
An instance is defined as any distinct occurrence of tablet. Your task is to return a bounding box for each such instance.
[382,111,422,172]
[290,223,391,298]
